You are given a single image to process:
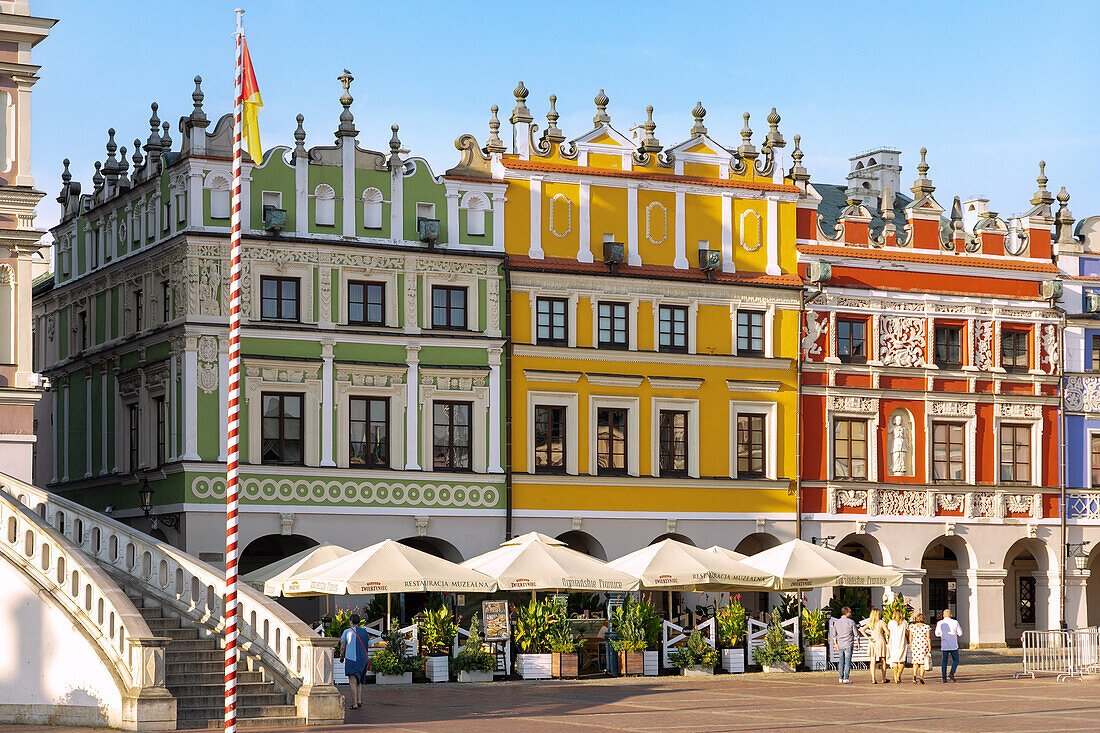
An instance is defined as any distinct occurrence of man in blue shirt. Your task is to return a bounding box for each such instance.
[832,606,857,684]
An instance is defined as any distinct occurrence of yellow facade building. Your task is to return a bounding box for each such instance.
[448,84,804,577]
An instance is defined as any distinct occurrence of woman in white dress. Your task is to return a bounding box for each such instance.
[886,609,909,684]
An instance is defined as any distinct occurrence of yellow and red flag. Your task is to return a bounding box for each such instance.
[240,37,262,162]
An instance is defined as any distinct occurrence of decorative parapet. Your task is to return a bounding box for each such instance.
[1065,376,1100,413]
[826,485,1045,521]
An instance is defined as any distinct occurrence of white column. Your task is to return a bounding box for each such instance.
[390,158,404,242]
[765,197,781,276]
[168,351,178,461]
[528,177,544,258]
[320,339,335,467]
[100,369,108,473]
[182,338,200,460]
[59,380,68,482]
[626,185,641,267]
[218,347,228,462]
[445,190,460,246]
[85,372,93,477]
[404,345,421,470]
[487,347,503,474]
[341,137,355,236]
[492,192,506,251]
[765,304,776,358]
[673,190,688,269]
[963,569,1007,647]
[721,194,735,272]
[295,151,308,232]
[578,182,592,263]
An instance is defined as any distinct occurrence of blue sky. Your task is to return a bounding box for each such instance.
[30,0,1100,234]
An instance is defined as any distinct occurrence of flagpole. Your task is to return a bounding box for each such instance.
[225,8,244,733]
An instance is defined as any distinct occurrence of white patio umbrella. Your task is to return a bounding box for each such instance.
[741,539,904,590]
[281,539,497,628]
[707,545,749,562]
[608,539,774,592]
[242,543,353,597]
[461,532,640,593]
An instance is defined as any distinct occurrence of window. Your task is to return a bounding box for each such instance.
[1018,575,1036,625]
[932,422,965,481]
[596,408,628,475]
[737,310,764,356]
[261,191,282,210]
[348,281,385,326]
[261,393,303,465]
[349,397,388,468]
[836,318,866,364]
[536,298,567,346]
[154,396,166,467]
[90,228,99,269]
[737,414,766,477]
[161,281,171,322]
[431,286,467,329]
[598,302,628,350]
[128,404,139,472]
[79,310,88,351]
[363,188,383,229]
[1092,434,1100,488]
[314,185,335,226]
[433,401,471,471]
[999,423,1031,483]
[466,198,486,236]
[533,405,566,473]
[1002,329,1030,372]
[935,325,963,368]
[658,410,688,476]
[833,418,868,480]
[210,184,230,219]
[134,289,143,331]
[658,305,688,353]
[416,202,436,221]
[260,276,299,322]
[1092,335,1100,371]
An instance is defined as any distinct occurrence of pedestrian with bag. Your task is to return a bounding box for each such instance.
[907,613,931,684]
[339,613,370,710]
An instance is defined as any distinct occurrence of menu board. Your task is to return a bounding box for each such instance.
[482,600,510,642]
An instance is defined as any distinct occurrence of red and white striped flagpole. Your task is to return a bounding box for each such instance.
[225,8,245,733]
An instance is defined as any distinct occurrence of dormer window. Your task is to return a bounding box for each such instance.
[209,177,230,219]
[314,184,335,226]
[363,188,383,229]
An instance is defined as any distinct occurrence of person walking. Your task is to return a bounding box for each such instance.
[860,608,889,684]
[832,606,857,684]
[886,609,908,684]
[339,613,370,710]
[908,613,931,684]
[936,609,963,682]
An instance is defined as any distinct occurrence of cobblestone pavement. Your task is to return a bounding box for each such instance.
[5,652,1099,732]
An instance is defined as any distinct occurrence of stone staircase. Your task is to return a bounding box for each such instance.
[132,595,306,729]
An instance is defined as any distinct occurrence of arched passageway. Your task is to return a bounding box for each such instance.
[556,530,607,560]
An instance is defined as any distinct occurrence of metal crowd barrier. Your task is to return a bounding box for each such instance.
[1016,628,1100,680]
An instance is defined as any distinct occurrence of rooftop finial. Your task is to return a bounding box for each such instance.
[789,134,809,183]
[293,114,307,158]
[1055,186,1076,244]
[118,145,129,179]
[160,121,172,151]
[542,95,564,145]
[1058,186,1070,205]
[765,107,784,148]
[103,128,118,177]
[691,101,707,137]
[510,81,532,124]
[389,123,401,155]
[737,112,757,161]
[61,157,71,184]
[910,147,935,197]
[336,69,357,136]
[131,138,143,170]
[92,160,103,191]
[638,105,661,154]
[951,195,964,232]
[56,158,71,204]
[593,89,610,128]
[191,75,207,122]
[881,186,895,223]
[146,102,162,151]
[486,105,506,154]
[1031,160,1054,207]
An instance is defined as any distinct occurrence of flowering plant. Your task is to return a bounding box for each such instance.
[716,595,747,647]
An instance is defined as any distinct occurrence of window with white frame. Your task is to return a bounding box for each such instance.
[210,180,230,219]
[363,188,383,229]
[999,423,1032,483]
[658,410,688,476]
[536,297,568,345]
[314,184,335,226]
[931,422,965,482]
[533,405,567,473]
[1091,433,1100,488]
[833,417,868,480]
[736,413,766,477]
[261,190,282,210]
[736,310,764,356]
[596,407,628,475]
[465,196,486,236]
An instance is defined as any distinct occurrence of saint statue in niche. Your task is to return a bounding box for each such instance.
[890,414,910,475]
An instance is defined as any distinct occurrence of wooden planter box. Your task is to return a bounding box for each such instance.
[425,655,449,683]
[804,646,828,672]
[617,651,645,677]
[551,652,579,679]
[375,672,413,685]
[516,653,552,680]
[722,648,745,674]
[680,665,715,676]
[642,650,659,676]
[762,661,795,674]
[457,670,494,683]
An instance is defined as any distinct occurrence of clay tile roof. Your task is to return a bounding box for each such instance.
[507,254,802,287]
[500,158,800,194]
[796,243,1059,273]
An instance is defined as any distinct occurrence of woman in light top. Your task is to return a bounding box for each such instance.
[886,609,909,684]
[907,613,931,684]
[859,608,889,684]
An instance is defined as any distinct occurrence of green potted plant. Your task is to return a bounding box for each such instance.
[419,605,458,683]
[827,588,870,622]
[610,596,659,676]
[752,611,802,673]
[547,616,583,679]
[513,598,555,679]
[452,613,497,683]
[716,595,748,673]
[372,626,424,684]
[668,630,719,676]
[801,606,829,671]
[881,593,913,622]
